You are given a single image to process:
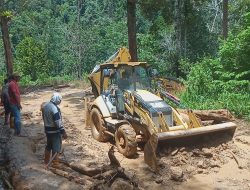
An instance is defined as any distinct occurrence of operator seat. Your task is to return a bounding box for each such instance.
[118,71,130,90]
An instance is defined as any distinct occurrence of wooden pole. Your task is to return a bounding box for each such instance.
[222,0,228,39]
[0,15,13,76]
[127,0,138,61]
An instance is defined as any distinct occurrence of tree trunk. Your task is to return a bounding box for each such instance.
[222,0,228,39]
[127,0,137,61]
[77,0,83,79]
[0,0,3,11]
[0,16,13,76]
[173,0,182,77]
[183,0,190,59]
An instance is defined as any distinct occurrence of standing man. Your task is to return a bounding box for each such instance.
[41,92,67,165]
[1,77,11,125]
[8,73,22,135]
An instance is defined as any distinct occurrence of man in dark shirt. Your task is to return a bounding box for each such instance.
[8,73,22,135]
[1,78,11,125]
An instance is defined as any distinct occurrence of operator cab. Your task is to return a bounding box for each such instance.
[100,63,153,118]
[104,64,152,92]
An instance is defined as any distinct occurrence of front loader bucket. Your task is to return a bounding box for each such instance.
[157,122,236,141]
[144,133,158,171]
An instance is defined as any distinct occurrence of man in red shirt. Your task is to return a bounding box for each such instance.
[8,73,22,136]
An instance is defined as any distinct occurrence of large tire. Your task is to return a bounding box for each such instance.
[115,124,137,157]
[90,108,110,142]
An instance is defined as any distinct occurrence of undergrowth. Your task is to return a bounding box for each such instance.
[180,91,250,120]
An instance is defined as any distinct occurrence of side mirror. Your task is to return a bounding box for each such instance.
[150,68,159,77]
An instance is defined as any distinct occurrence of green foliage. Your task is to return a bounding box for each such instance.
[20,75,37,86]
[82,72,89,82]
[0,75,6,85]
[19,75,74,87]
[139,0,219,77]
[137,33,159,64]
[35,75,73,86]
[219,27,250,80]
[182,26,250,119]
[244,12,250,26]
[183,58,215,96]
[0,0,227,81]
[0,11,13,18]
[179,58,192,78]
[181,91,250,119]
[0,41,6,75]
[218,92,250,119]
[15,37,52,81]
[229,0,250,33]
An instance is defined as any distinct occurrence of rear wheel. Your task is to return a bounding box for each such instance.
[115,124,137,157]
[90,108,110,142]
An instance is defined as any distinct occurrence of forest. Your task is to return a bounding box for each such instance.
[0,0,249,119]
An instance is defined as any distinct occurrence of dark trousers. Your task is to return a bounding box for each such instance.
[3,101,10,124]
[45,133,62,154]
[10,105,21,135]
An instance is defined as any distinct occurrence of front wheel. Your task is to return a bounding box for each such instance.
[90,108,110,142]
[115,124,137,157]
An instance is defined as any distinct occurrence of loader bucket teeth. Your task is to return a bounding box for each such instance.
[144,134,158,171]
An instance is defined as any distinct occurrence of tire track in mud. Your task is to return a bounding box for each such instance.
[61,117,110,166]
[59,89,111,167]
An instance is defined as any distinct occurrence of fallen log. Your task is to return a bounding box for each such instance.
[69,146,120,177]
[92,167,138,187]
[59,146,138,188]
[108,146,120,167]
[93,168,120,180]
[54,84,71,89]
[49,167,74,179]
[178,109,235,123]
[69,163,104,177]
[195,109,234,122]
[49,167,92,185]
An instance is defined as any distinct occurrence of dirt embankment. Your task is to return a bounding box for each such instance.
[1,86,250,190]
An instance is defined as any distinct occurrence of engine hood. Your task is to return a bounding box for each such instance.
[135,90,162,102]
[134,90,172,113]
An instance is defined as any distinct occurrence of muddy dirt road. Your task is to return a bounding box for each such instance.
[2,86,250,189]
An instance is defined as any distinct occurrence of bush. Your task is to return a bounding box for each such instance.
[181,21,250,120]
[181,56,250,119]
[19,75,75,87]
[219,27,250,81]
[15,37,52,81]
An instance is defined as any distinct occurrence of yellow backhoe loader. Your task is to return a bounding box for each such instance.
[85,47,236,171]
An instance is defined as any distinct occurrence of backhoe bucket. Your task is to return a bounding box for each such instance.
[144,134,158,171]
[157,122,236,141]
